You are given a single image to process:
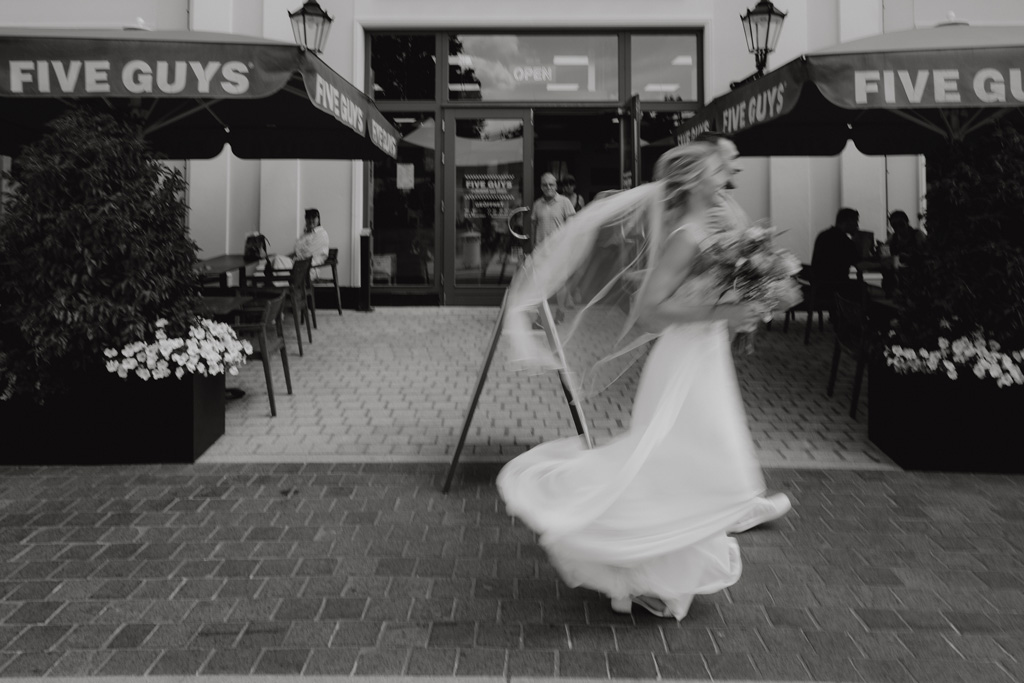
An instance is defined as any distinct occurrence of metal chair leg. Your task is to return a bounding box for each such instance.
[307,277,318,330]
[850,349,867,419]
[289,292,304,357]
[332,265,342,315]
[259,332,276,417]
[826,339,841,397]
[303,299,313,343]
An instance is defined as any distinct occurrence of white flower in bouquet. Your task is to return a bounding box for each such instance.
[667,225,802,354]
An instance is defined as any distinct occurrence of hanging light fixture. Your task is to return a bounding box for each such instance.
[739,0,787,78]
[288,0,333,54]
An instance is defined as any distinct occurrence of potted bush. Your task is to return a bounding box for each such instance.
[0,107,250,465]
[868,118,1024,473]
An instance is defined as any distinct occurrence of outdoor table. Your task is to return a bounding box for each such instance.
[197,295,252,320]
[196,255,251,290]
[855,259,884,281]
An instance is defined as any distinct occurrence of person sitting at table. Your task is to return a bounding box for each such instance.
[811,207,861,315]
[881,209,925,295]
[886,210,926,258]
[264,208,330,279]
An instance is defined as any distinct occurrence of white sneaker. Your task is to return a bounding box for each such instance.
[610,595,679,619]
[610,597,632,614]
[729,493,792,533]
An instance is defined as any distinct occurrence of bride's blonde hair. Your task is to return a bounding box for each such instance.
[654,142,717,212]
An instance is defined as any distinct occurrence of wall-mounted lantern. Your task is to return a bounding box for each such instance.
[732,0,787,88]
[289,0,333,54]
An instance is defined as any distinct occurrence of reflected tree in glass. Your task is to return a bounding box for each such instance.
[370,34,435,101]
[448,35,483,102]
[453,118,524,287]
[639,111,688,183]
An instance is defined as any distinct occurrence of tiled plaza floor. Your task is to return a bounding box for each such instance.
[2,307,1022,681]
[202,307,893,469]
[0,464,1022,681]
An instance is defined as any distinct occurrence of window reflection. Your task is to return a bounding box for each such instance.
[372,114,436,286]
[449,34,618,102]
[639,111,691,183]
[631,34,699,102]
[370,34,435,101]
[453,118,524,287]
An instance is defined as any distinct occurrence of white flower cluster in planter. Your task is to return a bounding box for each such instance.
[885,332,1024,387]
[104,318,253,381]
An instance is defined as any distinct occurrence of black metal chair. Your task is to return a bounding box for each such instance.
[313,247,342,315]
[252,257,314,356]
[783,265,828,344]
[232,291,292,417]
[826,292,871,419]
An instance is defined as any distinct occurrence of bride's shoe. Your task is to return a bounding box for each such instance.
[611,594,693,619]
[729,493,792,533]
[610,597,632,614]
[631,595,673,618]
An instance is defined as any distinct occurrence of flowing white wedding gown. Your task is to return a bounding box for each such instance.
[497,228,768,620]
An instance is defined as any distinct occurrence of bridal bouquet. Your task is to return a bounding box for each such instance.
[678,224,803,353]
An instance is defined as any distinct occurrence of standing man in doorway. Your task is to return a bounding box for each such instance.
[530,172,576,324]
[532,172,576,246]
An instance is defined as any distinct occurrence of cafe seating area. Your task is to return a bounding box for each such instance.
[195,252,343,417]
[196,299,895,469]
[192,246,904,464]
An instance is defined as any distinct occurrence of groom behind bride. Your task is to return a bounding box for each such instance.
[696,131,792,533]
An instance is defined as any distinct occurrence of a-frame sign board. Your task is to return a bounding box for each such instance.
[441,294,593,493]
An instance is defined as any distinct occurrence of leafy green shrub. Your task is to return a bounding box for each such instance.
[0,107,199,404]
[894,118,1024,353]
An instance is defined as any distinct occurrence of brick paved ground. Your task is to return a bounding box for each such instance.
[0,464,1022,680]
[203,307,893,469]
[3,307,1022,681]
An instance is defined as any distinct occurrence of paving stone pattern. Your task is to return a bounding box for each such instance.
[206,307,892,468]
[0,464,1022,680]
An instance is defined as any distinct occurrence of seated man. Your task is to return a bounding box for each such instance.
[881,209,926,295]
[811,207,861,313]
[265,208,329,279]
[886,210,926,259]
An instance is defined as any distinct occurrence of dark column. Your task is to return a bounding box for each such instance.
[359,229,374,312]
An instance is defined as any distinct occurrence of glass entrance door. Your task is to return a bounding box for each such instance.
[620,95,641,191]
[444,109,533,306]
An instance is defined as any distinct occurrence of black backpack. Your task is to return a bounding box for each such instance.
[243,233,270,262]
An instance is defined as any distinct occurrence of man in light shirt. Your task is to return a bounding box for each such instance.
[268,208,330,279]
[531,172,575,246]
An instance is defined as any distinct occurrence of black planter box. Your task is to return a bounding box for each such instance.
[2,372,225,465]
[868,357,1024,473]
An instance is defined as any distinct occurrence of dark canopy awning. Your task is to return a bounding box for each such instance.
[674,23,1024,156]
[0,27,399,161]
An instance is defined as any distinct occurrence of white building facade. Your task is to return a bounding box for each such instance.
[3,0,1022,306]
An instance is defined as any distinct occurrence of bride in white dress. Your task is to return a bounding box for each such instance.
[498,142,791,620]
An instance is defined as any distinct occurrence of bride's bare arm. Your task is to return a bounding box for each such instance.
[637,228,760,334]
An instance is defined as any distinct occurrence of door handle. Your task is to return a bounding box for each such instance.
[507,206,530,240]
